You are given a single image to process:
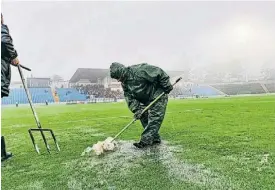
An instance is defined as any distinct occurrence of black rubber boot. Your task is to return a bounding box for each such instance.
[1,136,13,161]
[153,139,161,145]
[133,141,150,148]
[1,152,12,161]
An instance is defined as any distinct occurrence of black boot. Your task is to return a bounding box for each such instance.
[1,136,12,161]
[133,141,150,148]
[1,152,12,161]
[153,138,161,145]
[153,134,161,145]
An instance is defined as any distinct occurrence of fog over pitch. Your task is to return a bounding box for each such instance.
[2,1,275,81]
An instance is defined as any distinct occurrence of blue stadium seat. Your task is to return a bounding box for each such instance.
[29,88,54,103]
[212,83,266,95]
[1,88,54,105]
[191,85,223,96]
[56,88,87,102]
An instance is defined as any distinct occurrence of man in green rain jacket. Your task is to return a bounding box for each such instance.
[1,13,20,161]
[110,62,173,148]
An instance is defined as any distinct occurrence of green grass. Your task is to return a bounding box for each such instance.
[1,95,275,190]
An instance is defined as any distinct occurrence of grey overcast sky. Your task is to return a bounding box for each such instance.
[2,1,275,82]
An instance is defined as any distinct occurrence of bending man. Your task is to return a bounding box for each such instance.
[110,62,173,148]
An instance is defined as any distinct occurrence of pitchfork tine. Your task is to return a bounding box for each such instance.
[49,130,61,151]
[29,129,40,154]
[39,129,51,153]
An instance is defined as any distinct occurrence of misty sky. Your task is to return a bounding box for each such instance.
[2,1,275,82]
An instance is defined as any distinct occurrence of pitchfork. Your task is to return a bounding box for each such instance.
[17,64,60,154]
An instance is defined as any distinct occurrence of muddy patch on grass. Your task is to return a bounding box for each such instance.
[65,140,236,189]
[154,142,237,189]
[64,140,147,189]
[66,140,146,171]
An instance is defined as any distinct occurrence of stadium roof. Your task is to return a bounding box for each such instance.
[27,77,51,80]
[69,68,184,83]
[69,68,109,83]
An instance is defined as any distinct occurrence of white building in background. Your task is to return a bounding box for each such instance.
[103,76,122,91]
[27,77,51,88]
[50,80,70,88]
[75,79,94,86]
[109,82,122,91]
[10,81,23,89]
[10,79,70,89]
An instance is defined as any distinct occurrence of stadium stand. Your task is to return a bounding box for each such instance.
[56,88,87,102]
[1,89,27,105]
[69,68,185,86]
[3,66,273,105]
[1,88,54,105]
[211,83,266,95]
[192,85,224,96]
[52,89,60,103]
[75,84,123,98]
[264,83,275,93]
[69,68,109,84]
[170,86,191,97]
[29,88,54,103]
[260,83,269,93]
[170,84,224,97]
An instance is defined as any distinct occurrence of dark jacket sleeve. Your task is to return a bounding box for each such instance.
[122,84,140,113]
[1,24,18,61]
[139,64,173,94]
